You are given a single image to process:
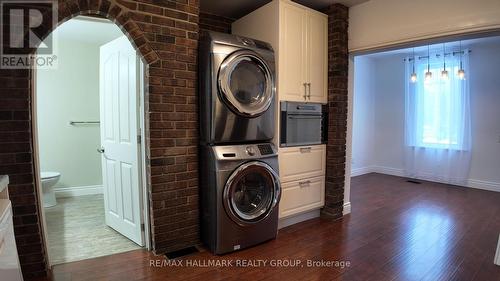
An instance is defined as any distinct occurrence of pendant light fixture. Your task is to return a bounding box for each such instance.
[458,41,466,80]
[441,43,449,79]
[425,45,432,82]
[410,48,417,83]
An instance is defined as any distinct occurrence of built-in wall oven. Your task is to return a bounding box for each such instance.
[280,101,327,147]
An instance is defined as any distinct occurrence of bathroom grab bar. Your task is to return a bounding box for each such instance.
[69,121,100,126]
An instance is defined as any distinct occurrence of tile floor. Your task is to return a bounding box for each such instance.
[44,194,141,265]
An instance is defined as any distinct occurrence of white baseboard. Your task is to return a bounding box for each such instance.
[351,166,500,193]
[495,234,500,266]
[343,202,351,215]
[351,165,405,177]
[371,166,405,177]
[278,209,320,229]
[350,167,373,177]
[467,179,500,193]
[55,185,103,198]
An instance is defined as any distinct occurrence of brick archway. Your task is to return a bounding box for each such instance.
[0,0,200,278]
[51,1,160,64]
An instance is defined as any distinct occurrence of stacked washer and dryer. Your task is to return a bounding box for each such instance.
[198,31,281,254]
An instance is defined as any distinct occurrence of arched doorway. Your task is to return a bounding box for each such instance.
[1,0,201,277]
[33,15,150,265]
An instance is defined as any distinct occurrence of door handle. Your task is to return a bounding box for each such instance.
[307,83,311,99]
[303,83,307,100]
[97,147,111,160]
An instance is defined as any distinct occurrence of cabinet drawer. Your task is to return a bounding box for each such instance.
[279,176,324,219]
[279,144,325,183]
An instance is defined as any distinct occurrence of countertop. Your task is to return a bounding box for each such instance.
[0,175,9,194]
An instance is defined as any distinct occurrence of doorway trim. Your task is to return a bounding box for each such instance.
[31,15,151,267]
[345,29,500,214]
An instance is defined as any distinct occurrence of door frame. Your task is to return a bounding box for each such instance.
[31,18,151,267]
[345,29,500,216]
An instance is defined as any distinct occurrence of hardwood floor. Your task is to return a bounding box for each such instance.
[38,173,500,281]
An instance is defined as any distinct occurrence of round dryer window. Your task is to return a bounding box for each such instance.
[223,161,280,224]
[218,50,274,117]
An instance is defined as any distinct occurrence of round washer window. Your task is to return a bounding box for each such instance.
[224,162,280,223]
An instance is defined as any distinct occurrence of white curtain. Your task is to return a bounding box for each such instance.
[404,51,471,185]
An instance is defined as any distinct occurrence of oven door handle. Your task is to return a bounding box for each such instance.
[287,116,323,120]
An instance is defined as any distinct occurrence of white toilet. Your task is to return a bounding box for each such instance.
[41,172,61,207]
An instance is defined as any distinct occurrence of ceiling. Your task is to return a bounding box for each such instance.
[200,0,370,19]
[52,16,124,45]
[363,36,500,59]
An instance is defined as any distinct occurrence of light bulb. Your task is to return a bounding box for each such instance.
[458,69,465,80]
[425,71,432,81]
[441,69,449,79]
[410,73,417,83]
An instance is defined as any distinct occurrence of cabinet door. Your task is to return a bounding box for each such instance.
[279,175,325,219]
[307,12,328,104]
[279,2,307,102]
[278,144,326,183]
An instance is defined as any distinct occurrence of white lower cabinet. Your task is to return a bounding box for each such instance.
[278,145,326,219]
[0,200,23,281]
[278,145,326,182]
[279,175,325,219]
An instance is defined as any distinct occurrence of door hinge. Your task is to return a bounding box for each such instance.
[137,135,142,144]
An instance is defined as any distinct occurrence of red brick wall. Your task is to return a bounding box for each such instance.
[199,12,233,33]
[0,0,200,278]
[322,4,349,219]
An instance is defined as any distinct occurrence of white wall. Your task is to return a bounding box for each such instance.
[371,55,406,170]
[351,56,375,173]
[468,43,500,185]
[37,38,102,190]
[349,0,500,52]
[352,40,500,191]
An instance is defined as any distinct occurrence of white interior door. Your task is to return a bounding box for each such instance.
[99,36,144,246]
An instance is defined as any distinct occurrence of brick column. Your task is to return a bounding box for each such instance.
[322,4,349,219]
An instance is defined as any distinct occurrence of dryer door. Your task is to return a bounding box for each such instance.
[223,161,280,225]
[218,50,274,117]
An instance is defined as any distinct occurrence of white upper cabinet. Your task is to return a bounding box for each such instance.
[279,1,328,103]
[232,0,328,104]
[306,11,328,103]
[279,2,307,101]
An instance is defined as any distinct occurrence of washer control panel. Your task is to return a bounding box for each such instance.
[214,143,277,160]
[245,146,256,156]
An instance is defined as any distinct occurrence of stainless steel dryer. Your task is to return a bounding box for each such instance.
[200,143,281,254]
[199,31,276,145]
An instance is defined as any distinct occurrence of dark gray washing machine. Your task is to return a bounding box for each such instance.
[200,143,281,254]
[198,31,276,145]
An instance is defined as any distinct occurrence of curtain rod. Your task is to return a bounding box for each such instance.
[404,50,471,61]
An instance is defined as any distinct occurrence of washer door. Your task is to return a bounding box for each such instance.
[218,50,274,117]
[223,161,280,225]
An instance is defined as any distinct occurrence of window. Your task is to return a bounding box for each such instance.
[405,53,470,151]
